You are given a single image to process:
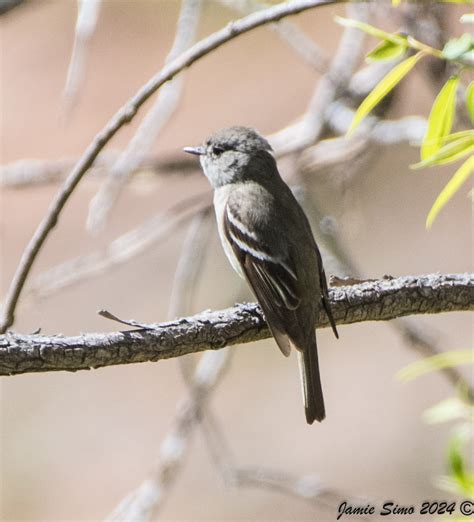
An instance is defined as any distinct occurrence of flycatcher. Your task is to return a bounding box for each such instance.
[184,126,338,424]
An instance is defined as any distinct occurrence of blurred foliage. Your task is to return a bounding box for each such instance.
[397,349,473,381]
[399,352,474,501]
[335,11,473,228]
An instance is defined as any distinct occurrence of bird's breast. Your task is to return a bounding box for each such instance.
[213,186,245,279]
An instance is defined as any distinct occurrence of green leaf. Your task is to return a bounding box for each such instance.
[442,33,473,60]
[348,52,425,135]
[397,349,474,382]
[421,76,460,160]
[335,17,407,46]
[392,0,401,6]
[426,156,474,228]
[460,14,474,24]
[461,49,474,64]
[422,130,474,149]
[467,81,474,124]
[366,39,407,62]
[447,425,474,499]
[412,135,474,169]
[423,397,472,424]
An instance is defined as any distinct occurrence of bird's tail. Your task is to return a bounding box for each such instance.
[297,335,325,424]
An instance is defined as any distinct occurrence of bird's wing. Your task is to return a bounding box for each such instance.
[314,245,339,339]
[223,200,301,357]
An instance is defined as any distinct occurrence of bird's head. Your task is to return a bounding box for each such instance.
[184,126,274,188]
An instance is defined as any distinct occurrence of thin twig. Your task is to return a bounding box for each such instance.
[87,0,203,231]
[62,0,103,113]
[0,0,340,333]
[168,207,213,320]
[1,273,472,377]
[0,152,198,189]
[0,0,24,15]
[299,2,369,146]
[168,205,214,384]
[24,193,211,302]
[105,349,230,521]
[219,0,329,73]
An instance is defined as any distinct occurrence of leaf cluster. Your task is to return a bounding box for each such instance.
[336,13,473,227]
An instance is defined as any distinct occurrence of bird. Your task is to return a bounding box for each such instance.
[184,126,338,424]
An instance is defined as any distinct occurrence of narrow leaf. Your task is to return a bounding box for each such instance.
[421,76,460,160]
[460,14,474,24]
[442,33,473,60]
[348,52,425,135]
[423,397,472,424]
[412,135,474,169]
[447,425,474,498]
[461,49,474,63]
[426,156,474,228]
[467,81,474,125]
[397,349,474,381]
[335,17,407,46]
[422,129,474,148]
[366,39,407,62]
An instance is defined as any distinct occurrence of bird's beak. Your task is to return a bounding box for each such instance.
[183,146,205,156]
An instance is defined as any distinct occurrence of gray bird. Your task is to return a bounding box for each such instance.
[184,126,338,424]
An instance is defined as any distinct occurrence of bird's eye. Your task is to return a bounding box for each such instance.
[212,146,225,156]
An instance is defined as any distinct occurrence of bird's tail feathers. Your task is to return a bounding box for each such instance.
[297,336,325,424]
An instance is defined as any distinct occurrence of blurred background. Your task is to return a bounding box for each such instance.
[1,0,472,520]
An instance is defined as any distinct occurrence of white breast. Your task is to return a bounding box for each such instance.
[213,186,245,279]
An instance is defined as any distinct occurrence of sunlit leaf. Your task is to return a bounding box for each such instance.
[467,81,474,124]
[442,33,473,60]
[348,52,424,135]
[412,136,474,169]
[422,130,474,148]
[461,49,474,63]
[436,475,462,495]
[448,425,474,499]
[460,14,474,24]
[397,349,474,382]
[392,0,401,6]
[421,76,459,160]
[335,16,407,45]
[426,156,474,228]
[423,397,472,424]
[366,39,407,62]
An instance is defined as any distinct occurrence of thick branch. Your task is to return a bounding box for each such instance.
[0,273,471,377]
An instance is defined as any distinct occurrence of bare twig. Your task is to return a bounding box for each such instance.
[0,0,340,333]
[219,0,329,73]
[62,0,103,112]
[198,410,371,513]
[168,205,214,383]
[0,152,198,189]
[270,55,405,157]
[0,153,116,188]
[168,199,213,320]
[87,0,203,231]
[24,193,211,302]
[297,2,369,146]
[0,0,25,15]
[233,468,373,518]
[105,349,230,521]
[1,273,472,376]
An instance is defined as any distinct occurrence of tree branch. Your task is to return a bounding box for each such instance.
[1,273,471,377]
[0,0,340,334]
[86,0,203,231]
